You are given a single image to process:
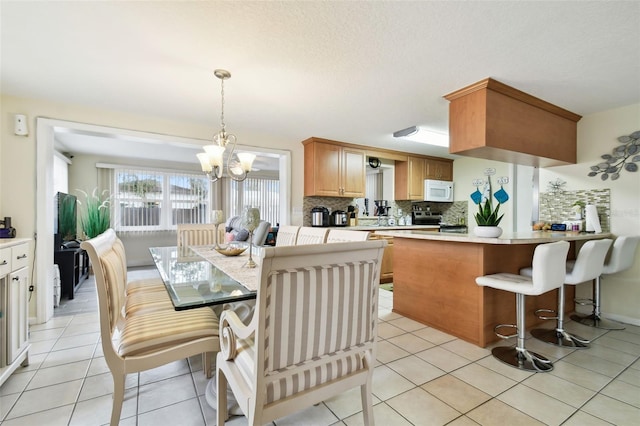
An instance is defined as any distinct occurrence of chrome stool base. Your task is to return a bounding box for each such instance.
[492,346,554,372]
[570,313,625,330]
[530,327,590,349]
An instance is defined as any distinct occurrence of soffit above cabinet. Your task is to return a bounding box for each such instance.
[444,78,582,167]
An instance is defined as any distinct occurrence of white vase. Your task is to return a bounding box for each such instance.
[474,226,503,238]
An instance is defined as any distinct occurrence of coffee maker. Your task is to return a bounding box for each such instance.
[0,217,16,238]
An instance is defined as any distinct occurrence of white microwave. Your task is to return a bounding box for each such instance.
[424,179,454,202]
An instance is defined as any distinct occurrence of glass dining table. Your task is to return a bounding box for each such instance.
[149,246,257,311]
[149,245,257,414]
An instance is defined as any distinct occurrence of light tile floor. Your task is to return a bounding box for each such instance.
[1,269,639,425]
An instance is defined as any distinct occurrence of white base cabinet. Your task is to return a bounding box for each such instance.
[0,239,31,387]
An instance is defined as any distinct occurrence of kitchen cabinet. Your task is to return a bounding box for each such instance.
[396,156,454,200]
[425,158,453,181]
[303,138,365,197]
[395,156,425,200]
[1,239,31,387]
[370,234,393,283]
[444,77,581,167]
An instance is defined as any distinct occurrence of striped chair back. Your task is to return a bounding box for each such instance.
[326,229,370,243]
[177,223,218,248]
[295,226,329,245]
[274,225,300,246]
[254,240,386,404]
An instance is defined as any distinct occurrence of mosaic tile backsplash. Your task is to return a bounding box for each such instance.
[539,188,610,232]
[302,197,467,226]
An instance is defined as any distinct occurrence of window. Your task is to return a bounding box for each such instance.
[227,176,280,226]
[111,168,210,232]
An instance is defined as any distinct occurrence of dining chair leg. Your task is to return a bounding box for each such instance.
[111,373,126,426]
[361,380,375,426]
[217,370,229,425]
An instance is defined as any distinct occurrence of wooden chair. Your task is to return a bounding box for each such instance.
[274,225,300,246]
[216,240,387,425]
[295,226,329,245]
[81,229,220,426]
[177,223,218,248]
[326,229,370,243]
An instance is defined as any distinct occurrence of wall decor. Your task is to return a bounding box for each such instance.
[588,130,639,180]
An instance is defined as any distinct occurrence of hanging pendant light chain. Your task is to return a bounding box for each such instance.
[219,76,226,134]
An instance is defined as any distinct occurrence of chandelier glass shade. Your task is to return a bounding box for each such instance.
[198,69,256,182]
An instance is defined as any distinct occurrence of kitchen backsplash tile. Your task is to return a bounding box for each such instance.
[539,188,610,232]
[302,197,465,226]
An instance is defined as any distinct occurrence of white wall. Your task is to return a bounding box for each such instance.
[539,103,640,325]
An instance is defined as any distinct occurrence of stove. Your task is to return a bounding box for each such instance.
[412,211,442,226]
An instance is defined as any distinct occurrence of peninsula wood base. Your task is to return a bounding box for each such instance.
[392,238,576,347]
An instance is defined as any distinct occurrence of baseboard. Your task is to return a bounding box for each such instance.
[603,313,640,327]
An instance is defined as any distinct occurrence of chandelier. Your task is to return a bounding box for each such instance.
[197,69,256,182]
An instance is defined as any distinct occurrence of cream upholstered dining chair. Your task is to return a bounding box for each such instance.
[177,223,218,248]
[216,239,387,425]
[326,229,371,243]
[81,229,220,426]
[274,225,300,246]
[295,226,329,245]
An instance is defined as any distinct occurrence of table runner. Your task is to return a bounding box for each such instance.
[189,245,260,291]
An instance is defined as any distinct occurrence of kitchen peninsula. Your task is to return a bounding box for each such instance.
[375,230,611,347]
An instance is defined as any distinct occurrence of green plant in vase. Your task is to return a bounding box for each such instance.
[470,172,509,237]
[77,188,111,239]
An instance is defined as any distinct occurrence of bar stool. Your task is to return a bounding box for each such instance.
[571,236,639,330]
[476,241,570,372]
[524,239,612,349]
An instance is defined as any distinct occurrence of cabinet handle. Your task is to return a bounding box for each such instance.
[0,260,7,266]
[12,276,20,281]
[17,254,27,260]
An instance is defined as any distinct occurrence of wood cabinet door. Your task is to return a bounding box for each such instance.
[341,147,366,197]
[7,267,29,363]
[307,142,342,196]
[426,158,453,181]
[407,156,426,200]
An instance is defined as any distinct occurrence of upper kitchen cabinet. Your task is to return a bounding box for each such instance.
[395,156,425,200]
[395,156,453,200]
[303,138,365,197]
[444,78,581,167]
[425,158,453,181]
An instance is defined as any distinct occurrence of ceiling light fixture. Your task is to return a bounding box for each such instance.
[393,126,449,147]
[197,69,255,182]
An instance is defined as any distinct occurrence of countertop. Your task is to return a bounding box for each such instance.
[375,229,612,244]
[0,238,31,249]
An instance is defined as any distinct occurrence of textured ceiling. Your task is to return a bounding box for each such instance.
[2,1,639,162]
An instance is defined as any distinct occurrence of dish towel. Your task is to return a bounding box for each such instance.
[585,204,602,233]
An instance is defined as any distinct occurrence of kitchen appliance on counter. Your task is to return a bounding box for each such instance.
[0,217,16,238]
[374,200,389,216]
[424,179,454,202]
[311,206,329,227]
[330,210,348,227]
[412,211,442,226]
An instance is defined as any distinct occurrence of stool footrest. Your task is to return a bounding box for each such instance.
[493,324,517,340]
[534,308,557,321]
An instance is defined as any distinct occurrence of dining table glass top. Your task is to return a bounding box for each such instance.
[149,246,256,310]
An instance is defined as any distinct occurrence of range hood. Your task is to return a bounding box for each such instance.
[444,78,582,167]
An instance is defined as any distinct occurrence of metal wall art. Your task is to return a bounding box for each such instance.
[588,130,639,180]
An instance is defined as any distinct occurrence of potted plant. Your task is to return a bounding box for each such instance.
[471,174,509,238]
[77,188,111,239]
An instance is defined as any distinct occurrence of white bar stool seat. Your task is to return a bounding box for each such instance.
[523,238,612,349]
[571,236,639,330]
[476,241,570,372]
